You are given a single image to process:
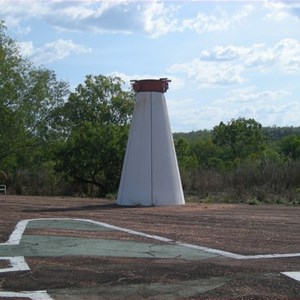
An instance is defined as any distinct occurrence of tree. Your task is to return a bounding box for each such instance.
[212,118,265,162]
[0,21,30,108]
[0,22,27,167]
[0,21,69,186]
[175,138,198,169]
[191,137,223,169]
[279,134,300,160]
[55,75,134,196]
[21,68,69,139]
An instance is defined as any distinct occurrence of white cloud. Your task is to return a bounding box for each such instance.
[168,59,244,86]
[199,43,276,70]
[166,81,298,131]
[200,45,249,61]
[264,0,291,21]
[237,101,300,128]
[53,1,146,34]
[209,87,298,128]
[168,38,300,87]
[0,0,47,27]
[18,39,92,64]
[182,4,254,34]
[143,1,179,38]
[199,42,273,69]
[264,0,300,22]
[0,0,254,38]
[243,39,300,73]
[137,2,254,38]
[273,39,300,73]
[0,0,144,34]
[215,86,290,104]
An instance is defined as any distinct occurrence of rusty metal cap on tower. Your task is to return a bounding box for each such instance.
[130,78,171,93]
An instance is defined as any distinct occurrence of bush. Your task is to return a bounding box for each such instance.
[184,160,300,204]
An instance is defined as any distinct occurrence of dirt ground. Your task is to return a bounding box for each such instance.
[0,195,299,299]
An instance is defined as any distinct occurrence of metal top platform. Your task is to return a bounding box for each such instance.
[131,78,171,93]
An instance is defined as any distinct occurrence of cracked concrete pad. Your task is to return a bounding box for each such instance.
[27,219,113,231]
[0,235,218,260]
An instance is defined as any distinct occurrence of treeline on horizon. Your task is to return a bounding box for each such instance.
[1,21,300,204]
[173,122,300,204]
[174,126,300,142]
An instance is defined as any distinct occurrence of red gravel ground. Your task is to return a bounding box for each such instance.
[0,195,299,299]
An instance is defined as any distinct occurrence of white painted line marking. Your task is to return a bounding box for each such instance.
[282,271,300,282]
[0,256,30,273]
[0,290,53,299]
[79,218,175,243]
[1,218,299,262]
[6,220,30,245]
[174,241,245,259]
[240,253,300,260]
[76,218,300,260]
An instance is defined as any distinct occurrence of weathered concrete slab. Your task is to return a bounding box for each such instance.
[0,235,218,260]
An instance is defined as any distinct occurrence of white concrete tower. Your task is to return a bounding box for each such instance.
[117,79,185,206]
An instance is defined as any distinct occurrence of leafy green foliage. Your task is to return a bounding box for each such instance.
[56,123,124,194]
[0,21,69,187]
[0,22,27,168]
[279,134,300,160]
[191,137,223,169]
[55,75,134,196]
[175,118,300,204]
[22,68,69,139]
[212,118,265,161]
[175,138,198,170]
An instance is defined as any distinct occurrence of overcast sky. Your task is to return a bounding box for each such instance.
[1,0,300,132]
